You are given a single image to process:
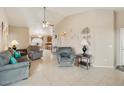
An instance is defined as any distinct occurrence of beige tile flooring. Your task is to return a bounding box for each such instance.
[11,50,124,86]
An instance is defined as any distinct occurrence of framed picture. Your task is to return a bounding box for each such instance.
[0,22,4,37]
[55,34,57,38]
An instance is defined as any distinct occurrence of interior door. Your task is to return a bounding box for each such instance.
[120,28,124,65]
[120,29,124,50]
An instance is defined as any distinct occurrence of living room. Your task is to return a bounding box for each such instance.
[1,7,124,86]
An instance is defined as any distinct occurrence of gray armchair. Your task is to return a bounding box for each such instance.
[57,47,75,66]
[27,45,43,61]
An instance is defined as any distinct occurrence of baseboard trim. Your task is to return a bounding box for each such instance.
[92,64,114,68]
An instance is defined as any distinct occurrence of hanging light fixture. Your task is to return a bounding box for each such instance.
[42,7,54,28]
[42,7,49,28]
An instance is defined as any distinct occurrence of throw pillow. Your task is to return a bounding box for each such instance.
[9,49,15,55]
[9,56,17,64]
[14,51,21,58]
[4,51,12,57]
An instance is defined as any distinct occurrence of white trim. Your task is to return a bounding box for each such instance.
[92,64,114,68]
[119,28,124,66]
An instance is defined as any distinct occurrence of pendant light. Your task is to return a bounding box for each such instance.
[42,7,49,28]
[42,7,54,28]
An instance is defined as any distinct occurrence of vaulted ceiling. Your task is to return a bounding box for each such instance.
[4,7,124,32]
[5,7,124,26]
[5,7,98,27]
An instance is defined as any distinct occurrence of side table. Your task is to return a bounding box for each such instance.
[75,54,91,70]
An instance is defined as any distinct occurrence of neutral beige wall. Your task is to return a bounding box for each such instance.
[8,26,29,49]
[0,8,9,51]
[94,10,114,67]
[55,11,96,54]
[55,10,114,67]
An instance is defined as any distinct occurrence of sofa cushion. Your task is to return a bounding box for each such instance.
[1,50,12,57]
[60,52,70,58]
[61,57,72,62]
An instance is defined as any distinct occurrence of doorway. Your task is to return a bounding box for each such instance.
[120,28,124,65]
[42,35,52,50]
[116,28,124,71]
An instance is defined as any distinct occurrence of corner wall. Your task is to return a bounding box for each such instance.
[8,26,30,49]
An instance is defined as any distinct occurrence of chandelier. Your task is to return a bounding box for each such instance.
[42,7,48,28]
[42,7,54,28]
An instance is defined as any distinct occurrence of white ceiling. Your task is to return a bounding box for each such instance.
[4,7,124,31]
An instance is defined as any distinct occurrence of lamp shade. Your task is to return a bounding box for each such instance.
[10,40,19,46]
[81,39,88,46]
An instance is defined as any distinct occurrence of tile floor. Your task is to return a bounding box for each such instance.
[11,50,124,86]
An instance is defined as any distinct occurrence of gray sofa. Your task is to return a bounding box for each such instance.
[0,50,29,85]
[57,47,75,66]
[27,45,43,61]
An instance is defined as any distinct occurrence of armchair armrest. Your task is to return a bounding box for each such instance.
[56,55,61,62]
[70,54,75,59]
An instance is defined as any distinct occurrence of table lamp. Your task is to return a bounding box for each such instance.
[81,39,89,56]
[10,40,19,50]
